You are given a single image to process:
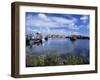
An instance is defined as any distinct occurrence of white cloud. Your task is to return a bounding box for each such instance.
[26,13,81,36]
[38,13,51,21]
[69,25,79,30]
[64,15,78,23]
[80,16,88,20]
[26,13,59,28]
[26,13,79,28]
[38,13,47,18]
[51,17,73,24]
[49,29,67,35]
[80,15,89,23]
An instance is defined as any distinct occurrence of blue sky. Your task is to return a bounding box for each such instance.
[26,12,90,36]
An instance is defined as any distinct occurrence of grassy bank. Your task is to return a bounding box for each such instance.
[26,53,89,67]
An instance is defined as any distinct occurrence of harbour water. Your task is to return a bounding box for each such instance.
[26,39,89,60]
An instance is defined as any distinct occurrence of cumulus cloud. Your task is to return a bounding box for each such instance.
[80,15,89,23]
[80,15,88,20]
[26,13,89,36]
[26,13,79,30]
[38,13,51,21]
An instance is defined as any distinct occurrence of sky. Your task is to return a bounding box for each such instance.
[26,12,90,36]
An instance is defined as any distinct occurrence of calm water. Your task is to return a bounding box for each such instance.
[26,39,89,59]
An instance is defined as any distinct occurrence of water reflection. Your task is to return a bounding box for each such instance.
[26,38,90,67]
[26,39,89,58]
